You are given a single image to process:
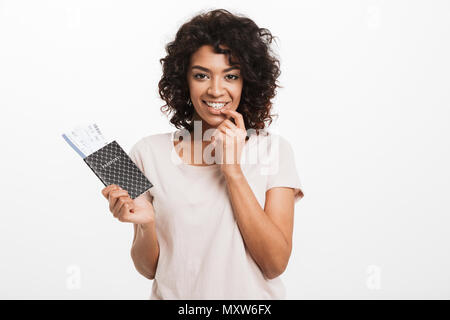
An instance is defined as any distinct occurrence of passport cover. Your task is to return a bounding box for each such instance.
[83,140,153,199]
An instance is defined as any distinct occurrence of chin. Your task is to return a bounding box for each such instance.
[205,116,224,127]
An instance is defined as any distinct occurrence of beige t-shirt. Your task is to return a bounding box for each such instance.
[128,129,304,299]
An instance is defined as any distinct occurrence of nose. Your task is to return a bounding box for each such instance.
[207,77,226,97]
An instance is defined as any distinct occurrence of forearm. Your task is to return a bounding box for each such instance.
[131,222,159,280]
[224,170,290,279]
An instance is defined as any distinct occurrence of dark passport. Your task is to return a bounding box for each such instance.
[83,140,153,199]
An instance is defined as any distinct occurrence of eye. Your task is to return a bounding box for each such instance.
[193,73,208,80]
[226,74,240,80]
[193,73,240,81]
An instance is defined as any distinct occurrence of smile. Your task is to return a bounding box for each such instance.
[203,100,230,109]
[202,100,230,114]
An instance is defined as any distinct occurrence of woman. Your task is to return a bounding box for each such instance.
[101,9,304,299]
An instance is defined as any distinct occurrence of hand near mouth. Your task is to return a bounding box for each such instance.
[211,109,247,178]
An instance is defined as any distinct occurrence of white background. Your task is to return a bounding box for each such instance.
[0,0,449,299]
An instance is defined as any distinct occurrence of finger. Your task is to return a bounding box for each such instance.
[218,128,237,150]
[212,128,224,141]
[112,193,131,213]
[222,119,237,129]
[109,190,129,212]
[220,109,245,129]
[211,130,224,148]
[113,196,133,218]
[218,124,237,136]
[117,202,134,222]
[219,125,246,145]
[108,188,128,203]
[117,199,134,220]
[221,120,238,133]
[102,184,119,200]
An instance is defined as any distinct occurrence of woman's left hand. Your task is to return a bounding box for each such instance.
[212,109,247,177]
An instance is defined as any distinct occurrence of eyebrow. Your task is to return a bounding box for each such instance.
[191,65,240,73]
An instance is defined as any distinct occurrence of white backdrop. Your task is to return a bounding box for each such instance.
[1,0,449,299]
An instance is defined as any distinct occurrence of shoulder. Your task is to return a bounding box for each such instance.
[251,129,293,152]
[129,131,172,154]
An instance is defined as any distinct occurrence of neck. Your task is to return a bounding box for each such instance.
[189,114,216,143]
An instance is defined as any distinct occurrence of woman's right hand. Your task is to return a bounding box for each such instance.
[101,184,155,225]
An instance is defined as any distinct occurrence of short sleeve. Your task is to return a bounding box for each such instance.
[128,140,154,203]
[265,135,304,203]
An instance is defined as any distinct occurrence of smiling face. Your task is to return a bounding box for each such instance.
[186,45,243,131]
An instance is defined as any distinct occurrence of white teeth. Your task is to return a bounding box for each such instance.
[205,101,228,109]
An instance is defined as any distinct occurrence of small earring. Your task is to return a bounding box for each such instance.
[187,98,193,106]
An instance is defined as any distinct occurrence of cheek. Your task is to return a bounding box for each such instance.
[231,91,242,105]
[232,82,243,99]
[187,77,203,93]
[188,85,202,97]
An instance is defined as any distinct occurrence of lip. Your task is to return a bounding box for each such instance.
[202,100,230,115]
[204,100,230,103]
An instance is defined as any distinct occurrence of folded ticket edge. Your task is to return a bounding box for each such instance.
[62,133,86,158]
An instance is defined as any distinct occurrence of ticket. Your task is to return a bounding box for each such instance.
[62,123,108,158]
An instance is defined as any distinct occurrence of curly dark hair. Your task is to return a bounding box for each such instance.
[158,8,282,133]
